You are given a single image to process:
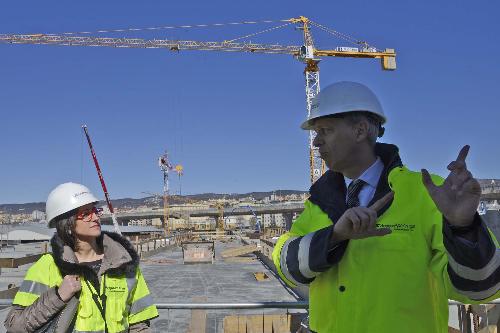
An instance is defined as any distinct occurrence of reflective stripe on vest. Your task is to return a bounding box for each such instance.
[18,280,50,295]
[126,272,137,302]
[129,294,154,315]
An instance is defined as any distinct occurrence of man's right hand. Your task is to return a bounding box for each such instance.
[332,191,394,242]
[57,275,81,302]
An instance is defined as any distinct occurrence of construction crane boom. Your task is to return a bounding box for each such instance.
[0,16,397,184]
[0,34,394,59]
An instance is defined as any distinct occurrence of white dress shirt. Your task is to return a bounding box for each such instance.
[344,157,384,207]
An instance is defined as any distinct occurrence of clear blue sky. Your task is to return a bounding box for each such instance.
[0,1,498,204]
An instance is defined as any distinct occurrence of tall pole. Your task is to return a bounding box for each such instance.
[159,153,171,236]
[163,171,169,236]
[82,125,121,234]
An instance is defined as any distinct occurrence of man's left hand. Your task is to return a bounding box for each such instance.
[421,145,482,227]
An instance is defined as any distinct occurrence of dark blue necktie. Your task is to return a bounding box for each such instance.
[346,179,366,208]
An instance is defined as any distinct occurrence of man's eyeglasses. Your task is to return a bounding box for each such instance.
[76,207,104,222]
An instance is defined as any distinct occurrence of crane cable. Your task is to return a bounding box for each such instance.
[225,21,294,43]
[42,19,291,36]
[308,20,380,51]
[20,17,379,51]
[308,20,360,45]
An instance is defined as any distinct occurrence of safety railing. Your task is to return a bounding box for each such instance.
[1,300,499,333]
[0,301,308,333]
[0,300,308,308]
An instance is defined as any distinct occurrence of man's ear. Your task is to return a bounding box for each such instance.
[354,120,369,143]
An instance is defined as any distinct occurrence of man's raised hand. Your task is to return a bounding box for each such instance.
[422,145,481,227]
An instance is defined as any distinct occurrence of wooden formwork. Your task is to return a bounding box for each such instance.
[0,253,43,268]
[223,314,294,333]
[220,244,257,258]
[181,241,215,264]
[133,232,193,258]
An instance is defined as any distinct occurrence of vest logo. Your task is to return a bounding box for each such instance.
[376,223,416,232]
[106,286,127,293]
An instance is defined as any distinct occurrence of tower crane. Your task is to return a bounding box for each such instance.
[158,151,183,235]
[0,16,396,184]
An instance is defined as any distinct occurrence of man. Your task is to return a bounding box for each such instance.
[272,81,500,333]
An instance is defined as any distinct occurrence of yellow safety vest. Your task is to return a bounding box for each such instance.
[13,253,158,333]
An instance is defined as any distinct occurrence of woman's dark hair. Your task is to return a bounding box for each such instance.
[54,209,79,250]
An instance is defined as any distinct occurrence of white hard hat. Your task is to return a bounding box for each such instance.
[301,81,386,130]
[46,182,99,228]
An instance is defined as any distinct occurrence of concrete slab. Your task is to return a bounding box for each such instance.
[143,240,299,332]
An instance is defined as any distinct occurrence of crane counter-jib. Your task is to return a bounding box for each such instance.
[314,49,397,70]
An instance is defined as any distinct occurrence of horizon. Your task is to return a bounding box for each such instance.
[0,188,309,206]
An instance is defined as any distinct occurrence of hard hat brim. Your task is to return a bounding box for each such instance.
[47,199,99,228]
[300,111,386,131]
[300,119,315,130]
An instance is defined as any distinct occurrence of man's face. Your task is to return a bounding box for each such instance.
[312,117,358,172]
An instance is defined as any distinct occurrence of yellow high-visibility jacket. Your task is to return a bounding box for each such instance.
[273,143,500,333]
[8,232,158,333]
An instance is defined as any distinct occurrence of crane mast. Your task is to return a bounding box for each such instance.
[291,16,325,183]
[158,152,183,236]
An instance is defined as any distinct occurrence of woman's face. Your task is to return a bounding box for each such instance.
[74,203,102,238]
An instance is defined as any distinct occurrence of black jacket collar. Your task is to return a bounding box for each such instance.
[50,231,139,279]
[309,143,403,224]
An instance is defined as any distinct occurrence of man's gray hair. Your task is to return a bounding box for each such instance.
[342,112,383,146]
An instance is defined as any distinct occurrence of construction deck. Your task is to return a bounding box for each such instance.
[0,238,490,332]
[0,240,302,333]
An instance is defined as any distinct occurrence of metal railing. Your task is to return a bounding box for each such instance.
[1,300,498,333]
[0,300,308,308]
[2,299,500,307]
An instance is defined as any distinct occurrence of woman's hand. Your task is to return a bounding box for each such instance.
[57,275,81,302]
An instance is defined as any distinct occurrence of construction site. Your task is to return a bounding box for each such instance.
[1,6,500,333]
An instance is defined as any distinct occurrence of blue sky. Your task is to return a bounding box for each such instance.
[0,1,498,204]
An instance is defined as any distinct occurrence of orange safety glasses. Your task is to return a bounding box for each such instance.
[76,207,104,222]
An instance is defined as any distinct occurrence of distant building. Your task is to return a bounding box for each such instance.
[31,210,46,221]
[0,213,8,224]
[189,216,216,230]
[262,213,284,228]
[151,218,162,227]
[9,214,31,223]
[224,216,244,230]
[0,224,55,242]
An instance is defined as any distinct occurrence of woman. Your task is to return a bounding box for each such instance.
[4,182,158,333]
